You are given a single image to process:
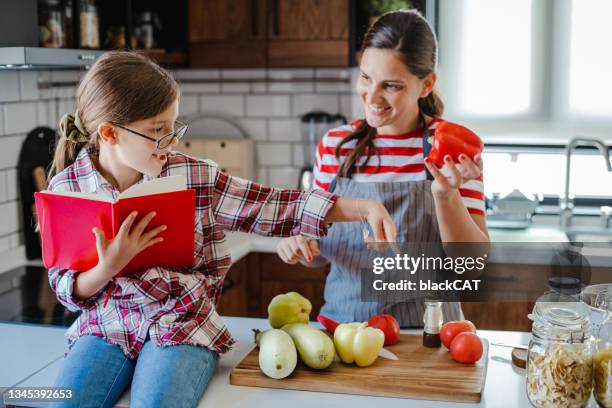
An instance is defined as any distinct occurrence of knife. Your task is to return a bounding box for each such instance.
[491,341,528,350]
[378,347,399,360]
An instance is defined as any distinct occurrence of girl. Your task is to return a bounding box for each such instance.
[276,10,490,326]
[46,51,396,408]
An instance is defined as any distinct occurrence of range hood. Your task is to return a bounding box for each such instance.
[0,47,104,70]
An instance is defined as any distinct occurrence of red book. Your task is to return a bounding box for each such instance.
[34,175,196,276]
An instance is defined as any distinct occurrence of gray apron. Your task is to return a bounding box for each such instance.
[318,126,464,327]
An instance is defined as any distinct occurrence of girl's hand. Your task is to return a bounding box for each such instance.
[92,211,166,277]
[425,153,483,198]
[277,235,320,264]
[361,200,397,242]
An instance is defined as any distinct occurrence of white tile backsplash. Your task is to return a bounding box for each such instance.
[0,136,23,170]
[0,66,360,259]
[268,82,314,94]
[246,95,291,117]
[221,82,251,93]
[315,81,353,93]
[269,69,314,80]
[0,201,19,236]
[200,95,244,116]
[18,72,40,101]
[292,143,308,167]
[221,69,266,79]
[239,119,268,141]
[0,236,9,252]
[268,166,300,189]
[0,72,20,103]
[0,171,7,203]
[256,143,292,166]
[180,95,199,116]
[257,167,268,185]
[315,68,352,79]
[57,99,76,121]
[269,119,301,142]
[292,94,340,116]
[181,82,220,94]
[251,82,268,93]
[6,169,17,201]
[9,232,21,248]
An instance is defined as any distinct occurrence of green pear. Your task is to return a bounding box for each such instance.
[268,292,312,329]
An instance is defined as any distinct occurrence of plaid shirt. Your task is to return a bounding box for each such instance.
[48,147,337,359]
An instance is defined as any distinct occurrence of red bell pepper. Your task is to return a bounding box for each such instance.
[427,121,483,167]
[317,314,340,334]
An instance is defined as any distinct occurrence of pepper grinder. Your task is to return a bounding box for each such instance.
[423,300,443,348]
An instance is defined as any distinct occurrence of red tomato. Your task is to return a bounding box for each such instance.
[367,314,400,346]
[450,332,483,364]
[440,320,476,349]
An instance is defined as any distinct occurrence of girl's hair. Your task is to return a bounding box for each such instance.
[48,51,180,180]
[336,9,444,178]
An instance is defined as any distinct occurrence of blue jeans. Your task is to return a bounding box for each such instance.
[50,335,218,408]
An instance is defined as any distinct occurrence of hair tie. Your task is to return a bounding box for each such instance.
[59,111,90,143]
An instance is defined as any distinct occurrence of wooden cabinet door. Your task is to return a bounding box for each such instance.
[216,257,248,317]
[267,0,350,67]
[189,0,267,68]
[258,254,328,318]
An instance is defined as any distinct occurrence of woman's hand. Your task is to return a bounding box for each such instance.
[425,153,483,198]
[360,199,397,242]
[276,235,320,264]
[92,211,166,277]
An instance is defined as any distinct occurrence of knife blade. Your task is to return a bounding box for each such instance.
[378,347,399,360]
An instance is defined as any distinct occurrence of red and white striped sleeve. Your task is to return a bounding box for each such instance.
[313,124,356,191]
[459,174,485,216]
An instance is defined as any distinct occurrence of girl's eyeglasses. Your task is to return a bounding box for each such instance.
[115,121,188,150]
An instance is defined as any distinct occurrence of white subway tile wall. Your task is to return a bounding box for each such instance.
[0,67,361,260]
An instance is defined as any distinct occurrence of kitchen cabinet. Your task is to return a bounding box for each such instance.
[188,0,267,68]
[176,138,256,179]
[188,0,350,68]
[216,253,328,318]
[218,252,612,332]
[267,0,350,67]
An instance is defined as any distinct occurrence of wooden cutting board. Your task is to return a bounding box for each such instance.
[230,334,489,403]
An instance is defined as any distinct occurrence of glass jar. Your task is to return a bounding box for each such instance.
[79,0,99,49]
[526,292,593,408]
[39,0,65,48]
[583,284,612,408]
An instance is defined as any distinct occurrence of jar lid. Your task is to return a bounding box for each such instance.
[531,292,592,341]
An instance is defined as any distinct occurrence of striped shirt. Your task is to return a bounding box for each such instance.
[48,147,337,359]
[313,118,485,216]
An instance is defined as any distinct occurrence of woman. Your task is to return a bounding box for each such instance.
[276,9,489,326]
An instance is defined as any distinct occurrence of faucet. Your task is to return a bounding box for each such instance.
[561,137,612,228]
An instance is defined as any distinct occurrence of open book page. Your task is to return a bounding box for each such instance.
[38,190,114,202]
[118,174,187,199]
[38,174,187,202]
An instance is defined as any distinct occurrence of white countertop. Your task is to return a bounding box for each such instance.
[0,317,539,408]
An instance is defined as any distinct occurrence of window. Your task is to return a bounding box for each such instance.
[452,0,532,116]
[568,0,612,117]
[439,0,612,127]
[482,150,612,198]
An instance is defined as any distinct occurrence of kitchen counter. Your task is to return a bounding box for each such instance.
[224,229,612,267]
[0,317,543,408]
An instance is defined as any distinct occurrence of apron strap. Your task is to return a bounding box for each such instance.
[422,124,434,181]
